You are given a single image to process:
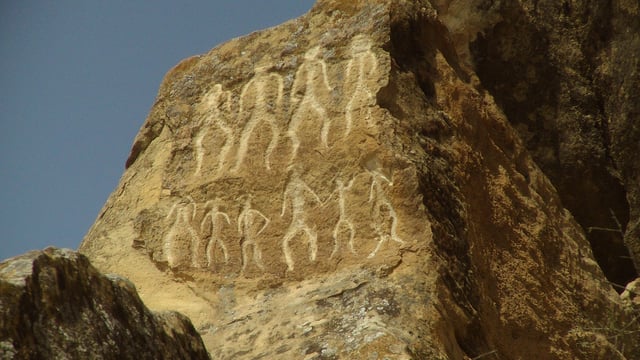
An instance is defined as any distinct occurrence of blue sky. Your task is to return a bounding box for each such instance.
[0,1,315,260]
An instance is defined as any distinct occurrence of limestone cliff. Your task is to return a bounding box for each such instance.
[0,248,209,359]
[80,0,640,358]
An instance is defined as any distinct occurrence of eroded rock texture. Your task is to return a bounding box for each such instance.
[0,248,209,359]
[80,0,640,358]
[465,0,640,286]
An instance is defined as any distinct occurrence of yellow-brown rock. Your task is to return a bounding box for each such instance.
[80,0,640,358]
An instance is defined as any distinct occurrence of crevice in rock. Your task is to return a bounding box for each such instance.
[381,9,490,358]
[469,2,637,289]
[382,7,469,102]
[385,16,438,100]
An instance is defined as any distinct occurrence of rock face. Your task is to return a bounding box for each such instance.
[80,0,640,358]
[464,0,640,288]
[0,248,209,359]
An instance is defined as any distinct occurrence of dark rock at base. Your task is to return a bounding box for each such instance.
[0,247,210,360]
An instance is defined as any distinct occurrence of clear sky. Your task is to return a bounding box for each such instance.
[0,1,315,261]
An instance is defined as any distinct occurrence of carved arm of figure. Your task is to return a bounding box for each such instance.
[252,210,270,236]
[200,208,231,234]
[281,186,291,217]
[306,185,322,205]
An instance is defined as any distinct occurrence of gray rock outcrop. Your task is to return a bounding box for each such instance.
[0,247,209,359]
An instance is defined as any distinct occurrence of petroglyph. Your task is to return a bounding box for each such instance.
[281,169,322,271]
[326,177,356,258]
[200,199,231,267]
[193,84,234,177]
[238,196,270,272]
[287,46,333,162]
[163,196,200,268]
[366,170,404,258]
[344,35,379,135]
[233,64,284,172]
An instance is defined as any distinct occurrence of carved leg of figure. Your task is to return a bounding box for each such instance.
[207,238,229,267]
[193,128,207,176]
[282,228,298,271]
[205,237,214,267]
[345,98,354,136]
[233,120,257,172]
[331,219,356,258]
[303,225,318,262]
[287,113,302,164]
[189,226,202,268]
[163,229,177,268]
[368,234,388,259]
[264,120,279,170]
[252,243,264,270]
[214,127,233,176]
[241,240,251,272]
[312,102,330,147]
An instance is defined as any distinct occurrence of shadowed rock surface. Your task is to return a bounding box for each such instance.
[76,0,640,358]
[466,0,640,287]
[0,247,209,360]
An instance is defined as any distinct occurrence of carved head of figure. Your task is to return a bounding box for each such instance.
[304,46,323,61]
[203,198,222,212]
[198,83,229,116]
[350,34,372,55]
[253,60,275,76]
[285,164,303,181]
[238,193,254,209]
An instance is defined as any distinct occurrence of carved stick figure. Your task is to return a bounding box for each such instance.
[200,199,231,267]
[233,64,283,172]
[237,196,270,272]
[367,171,404,258]
[287,46,333,162]
[344,35,379,135]
[163,196,200,268]
[194,84,234,177]
[325,177,356,258]
[281,169,322,271]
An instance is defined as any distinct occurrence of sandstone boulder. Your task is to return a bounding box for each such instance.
[0,247,209,359]
[80,0,640,358]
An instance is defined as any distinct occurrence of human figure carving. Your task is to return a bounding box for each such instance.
[193,84,234,177]
[163,196,200,268]
[237,195,270,272]
[233,64,283,172]
[287,46,333,162]
[366,170,404,258]
[200,199,231,267]
[344,35,379,135]
[281,169,322,271]
[325,177,356,258]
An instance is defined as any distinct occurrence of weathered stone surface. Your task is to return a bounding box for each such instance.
[600,1,640,276]
[80,0,640,358]
[621,278,640,307]
[465,0,640,285]
[0,247,209,359]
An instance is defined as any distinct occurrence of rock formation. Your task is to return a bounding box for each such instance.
[0,247,209,359]
[80,0,640,358]
[465,0,640,288]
